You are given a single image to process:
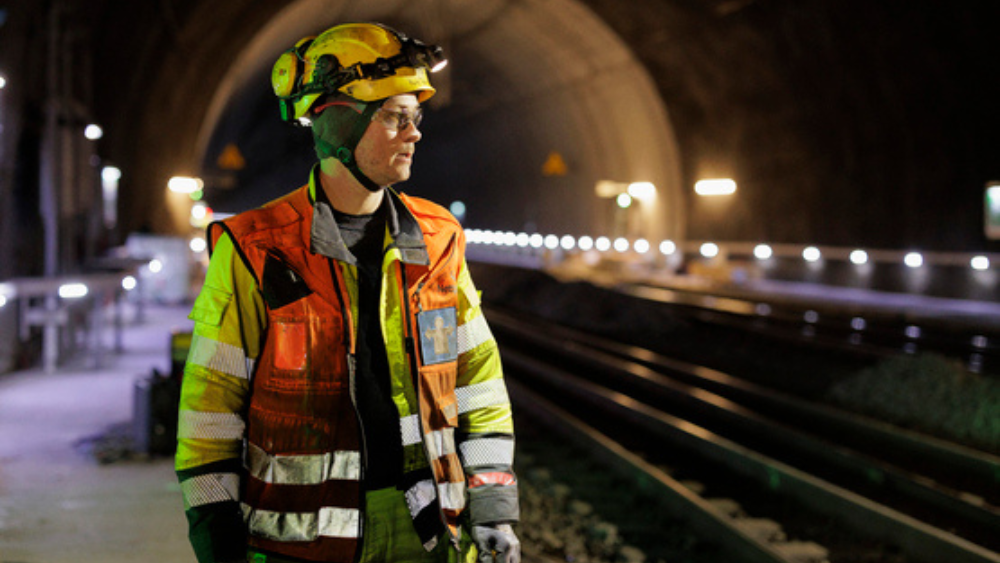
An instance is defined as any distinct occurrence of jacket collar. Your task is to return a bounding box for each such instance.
[308,165,429,266]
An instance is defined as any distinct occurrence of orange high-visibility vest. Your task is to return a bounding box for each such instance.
[210,185,468,561]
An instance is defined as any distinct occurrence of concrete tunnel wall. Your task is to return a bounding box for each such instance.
[155,0,685,243]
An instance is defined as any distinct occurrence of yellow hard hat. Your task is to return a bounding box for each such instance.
[271,23,447,124]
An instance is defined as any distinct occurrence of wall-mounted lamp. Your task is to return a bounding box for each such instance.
[168,176,204,194]
[695,178,737,196]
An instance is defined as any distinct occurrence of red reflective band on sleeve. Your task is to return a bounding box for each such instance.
[468,472,516,488]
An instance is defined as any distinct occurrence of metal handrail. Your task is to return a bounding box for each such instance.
[0,272,136,373]
[0,272,128,300]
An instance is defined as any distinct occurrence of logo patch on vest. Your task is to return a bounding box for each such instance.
[418,307,458,365]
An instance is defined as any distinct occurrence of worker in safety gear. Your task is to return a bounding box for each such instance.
[175,22,520,563]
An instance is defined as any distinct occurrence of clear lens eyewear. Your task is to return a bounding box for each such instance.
[372,107,423,131]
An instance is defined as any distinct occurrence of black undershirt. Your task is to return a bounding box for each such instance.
[333,202,403,490]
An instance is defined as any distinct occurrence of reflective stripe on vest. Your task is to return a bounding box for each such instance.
[424,427,456,460]
[247,442,361,485]
[242,504,360,541]
[402,478,442,552]
[437,480,466,511]
[404,478,436,515]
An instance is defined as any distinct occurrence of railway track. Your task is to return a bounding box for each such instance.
[620,281,1000,376]
[492,308,1000,563]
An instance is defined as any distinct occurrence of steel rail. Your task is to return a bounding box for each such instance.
[508,378,809,563]
[488,307,1000,498]
[503,349,1000,563]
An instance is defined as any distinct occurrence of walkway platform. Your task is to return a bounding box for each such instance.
[0,304,195,563]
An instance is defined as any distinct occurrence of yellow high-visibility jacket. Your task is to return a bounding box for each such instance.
[176,168,517,563]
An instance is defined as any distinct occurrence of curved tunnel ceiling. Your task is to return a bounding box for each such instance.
[23,0,994,257]
[194,0,683,242]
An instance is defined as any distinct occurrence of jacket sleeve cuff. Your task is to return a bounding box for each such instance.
[184,501,247,563]
[467,484,520,526]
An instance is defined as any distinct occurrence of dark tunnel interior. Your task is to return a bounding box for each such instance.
[1,0,1000,274]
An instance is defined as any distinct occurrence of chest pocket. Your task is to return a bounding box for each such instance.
[261,254,314,374]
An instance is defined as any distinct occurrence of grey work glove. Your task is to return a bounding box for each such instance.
[471,524,521,563]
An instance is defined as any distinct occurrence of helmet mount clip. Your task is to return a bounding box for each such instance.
[335,147,353,165]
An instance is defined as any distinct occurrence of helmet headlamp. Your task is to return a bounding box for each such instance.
[401,36,448,73]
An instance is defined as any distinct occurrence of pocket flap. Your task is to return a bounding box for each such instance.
[188,285,232,327]
[262,254,313,309]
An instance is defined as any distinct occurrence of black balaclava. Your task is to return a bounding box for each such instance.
[311,94,385,192]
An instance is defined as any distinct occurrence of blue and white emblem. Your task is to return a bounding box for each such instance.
[417,307,458,365]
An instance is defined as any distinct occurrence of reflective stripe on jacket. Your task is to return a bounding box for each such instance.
[176,169,517,563]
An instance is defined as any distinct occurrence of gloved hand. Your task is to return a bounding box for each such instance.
[471,523,521,563]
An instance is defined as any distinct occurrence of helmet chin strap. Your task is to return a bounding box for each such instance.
[314,102,384,192]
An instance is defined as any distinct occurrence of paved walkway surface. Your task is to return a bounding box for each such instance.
[0,304,196,563]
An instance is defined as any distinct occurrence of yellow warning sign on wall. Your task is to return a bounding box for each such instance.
[217,143,246,171]
[542,152,568,177]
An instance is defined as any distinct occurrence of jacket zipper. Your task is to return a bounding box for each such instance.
[328,258,367,550]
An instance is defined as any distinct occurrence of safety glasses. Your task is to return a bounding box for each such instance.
[371,106,423,132]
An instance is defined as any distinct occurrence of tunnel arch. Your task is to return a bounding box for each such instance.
[193,0,684,242]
